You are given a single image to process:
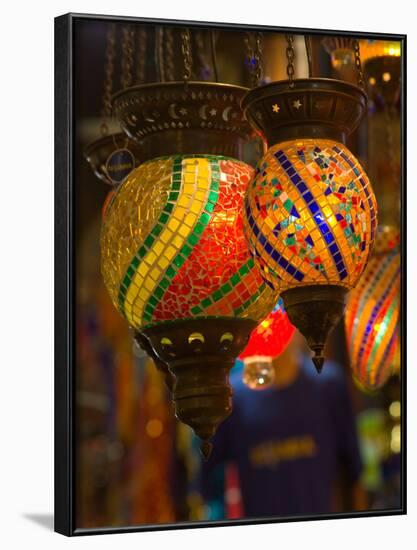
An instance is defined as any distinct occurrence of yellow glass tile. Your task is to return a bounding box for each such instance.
[167,218,180,232]
[146,251,157,264]
[137,262,147,277]
[164,246,176,261]
[184,213,197,227]
[159,230,173,244]
[195,190,207,201]
[153,241,164,256]
[159,256,170,270]
[139,287,149,300]
[150,267,160,281]
[171,234,183,249]
[178,194,191,208]
[190,200,203,214]
[184,173,197,184]
[183,183,196,194]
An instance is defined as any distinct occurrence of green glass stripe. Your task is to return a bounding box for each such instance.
[235,283,266,316]
[201,297,212,308]
[365,299,397,377]
[193,258,257,314]
[141,157,221,321]
[117,158,177,316]
[212,290,223,302]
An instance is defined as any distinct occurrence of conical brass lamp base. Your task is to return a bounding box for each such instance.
[281,285,347,373]
[141,318,256,458]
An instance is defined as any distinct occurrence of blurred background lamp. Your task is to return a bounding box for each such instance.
[345,226,400,391]
[239,298,295,389]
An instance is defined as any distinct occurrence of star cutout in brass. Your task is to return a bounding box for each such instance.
[179,107,187,116]
[293,99,302,110]
[209,108,217,116]
[272,103,280,113]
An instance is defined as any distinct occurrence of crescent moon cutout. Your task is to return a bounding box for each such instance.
[222,106,232,122]
[199,104,208,120]
[143,109,156,123]
[127,113,137,126]
[168,103,180,119]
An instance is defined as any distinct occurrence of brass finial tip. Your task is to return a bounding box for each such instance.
[312,354,325,374]
[200,440,213,461]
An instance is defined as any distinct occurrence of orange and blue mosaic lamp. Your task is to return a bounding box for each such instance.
[242,78,378,371]
[239,298,295,390]
[103,81,278,456]
[345,226,400,391]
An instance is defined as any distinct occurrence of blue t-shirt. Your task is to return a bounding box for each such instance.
[200,359,362,519]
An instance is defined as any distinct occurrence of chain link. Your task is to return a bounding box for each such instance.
[245,32,263,88]
[384,104,398,190]
[101,23,116,135]
[353,39,365,89]
[285,34,296,88]
[135,27,147,84]
[253,32,263,87]
[195,30,211,80]
[165,27,175,81]
[121,25,135,90]
[245,33,254,85]
[181,28,192,82]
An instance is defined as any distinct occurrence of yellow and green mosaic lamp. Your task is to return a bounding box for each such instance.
[101,154,275,329]
[102,82,277,456]
[242,78,378,371]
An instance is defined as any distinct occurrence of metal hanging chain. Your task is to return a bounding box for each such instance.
[245,32,263,88]
[210,30,219,82]
[181,28,192,83]
[121,25,135,90]
[156,27,166,82]
[384,103,398,190]
[353,39,365,89]
[165,27,175,81]
[245,33,254,85]
[135,26,147,84]
[285,34,296,88]
[195,30,212,81]
[101,23,116,136]
[253,32,263,87]
[304,35,313,78]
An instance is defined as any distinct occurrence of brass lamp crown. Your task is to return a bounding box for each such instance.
[112,81,259,163]
[242,78,367,144]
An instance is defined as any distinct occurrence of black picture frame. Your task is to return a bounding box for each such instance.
[54,12,407,537]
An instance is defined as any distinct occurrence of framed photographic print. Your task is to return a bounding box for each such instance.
[54,12,406,536]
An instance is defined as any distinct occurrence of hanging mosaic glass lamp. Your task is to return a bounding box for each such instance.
[345,226,400,390]
[360,39,401,108]
[344,40,401,392]
[101,29,278,457]
[242,36,378,372]
[322,37,355,73]
[239,297,295,390]
[84,23,141,187]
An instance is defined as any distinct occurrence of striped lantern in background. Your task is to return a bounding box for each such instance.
[345,226,400,391]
